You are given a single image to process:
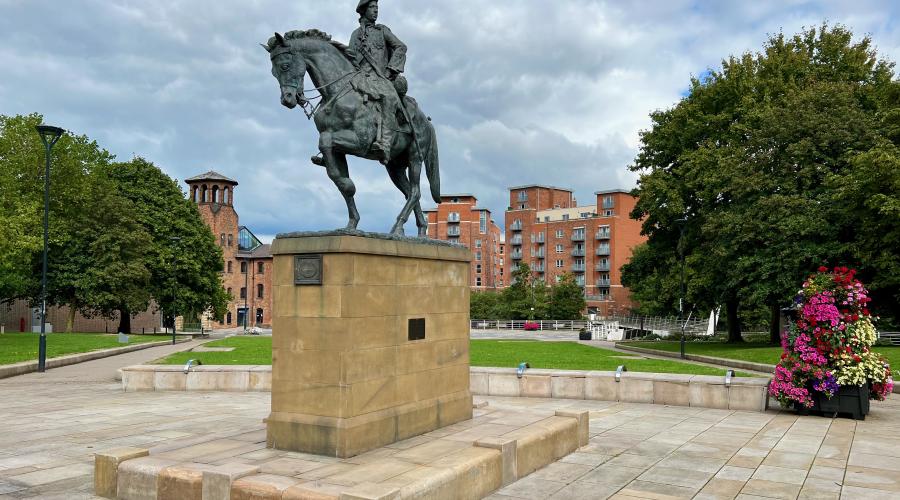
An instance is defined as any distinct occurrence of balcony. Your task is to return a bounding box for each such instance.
[447,226,461,237]
[535,234,545,244]
[572,263,586,273]
[585,293,611,302]
[571,232,585,242]
[575,277,585,287]
[533,263,545,273]
[511,249,523,260]
[447,213,461,223]
[596,246,610,256]
[510,220,523,231]
[596,228,611,239]
[596,278,611,287]
[595,262,611,272]
[510,235,523,246]
[571,248,586,257]
[534,248,545,258]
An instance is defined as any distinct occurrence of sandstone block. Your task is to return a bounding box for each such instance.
[585,371,618,401]
[231,473,300,500]
[117,457,179,500]
[551,375,586,399]
[475,437,518,486]
[202,462,260,500]
[94,447,149,499]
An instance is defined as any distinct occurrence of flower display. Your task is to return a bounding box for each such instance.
[770,267,893,409]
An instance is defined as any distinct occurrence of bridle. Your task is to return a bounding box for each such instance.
[271,46,360,120]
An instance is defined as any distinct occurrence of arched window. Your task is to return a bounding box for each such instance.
[224,187,230,205]
[227,287,232,296]
[220,233,226,246]
[226,312,232,325]
[227,234,233,247]
[213,185,220,203]
[192,187,198,203]
[257,284,264,299]
[256,308,264,325]
[202,185,208,203]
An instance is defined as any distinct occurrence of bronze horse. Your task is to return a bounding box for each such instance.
[264,30,440,236]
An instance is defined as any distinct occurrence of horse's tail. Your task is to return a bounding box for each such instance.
[423,119,441,204]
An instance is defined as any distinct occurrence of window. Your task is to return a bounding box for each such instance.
[517,190,528,202]
[476,264,482,274]
[224,187,230,205]
[240,261,247,273]
[581,212,591,218]
[475,251,482,261]
[227,287,232,297]
[603,195,615,209]
[220,233,226,246]
[499,246,504,255]
[240,287,247,299]
[556,229,564,238]
[544,216,550,222]
[227,261,233,273]
[479,211,487,233]
[226,312,232,325]
[451,197,459,203]
[556,260,564,268]
[257,284,264,299]
[213,185,220,203]
[256,308,264,325]
[258,262,265,274]
[520,204,527,209]
[562,214,569,221]
[476,277,482,287]
[556,244,563,253]
[227,234,233,247]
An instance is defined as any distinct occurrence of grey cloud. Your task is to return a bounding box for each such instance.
[1,0,899,240]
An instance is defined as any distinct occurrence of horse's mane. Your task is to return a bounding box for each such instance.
[266,29,352,59]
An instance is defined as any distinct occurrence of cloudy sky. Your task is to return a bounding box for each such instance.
[2,1,899,240]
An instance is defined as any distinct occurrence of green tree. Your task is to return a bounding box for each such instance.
[549,273,586,320]
[498,264,550,320]
[101,157,229,332]
[470,291,502,320]
[625,24,900,341]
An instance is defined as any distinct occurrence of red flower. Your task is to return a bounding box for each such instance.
[863,309,870,316]
[853,355,862,363]
[818,266,828,273]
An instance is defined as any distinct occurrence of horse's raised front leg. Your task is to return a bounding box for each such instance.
[321,147,359,230]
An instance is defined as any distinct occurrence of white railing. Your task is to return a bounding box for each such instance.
[470,320,588,331]
[878,332,900,346]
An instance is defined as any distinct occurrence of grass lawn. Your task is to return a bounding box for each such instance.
[156,337,757,376]
[0,332,168,365]
[621,341,900,369]
[156,337,272,365]
[470,340,753,376]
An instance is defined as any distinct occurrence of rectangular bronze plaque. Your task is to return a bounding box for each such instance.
[408,318,425,341]
[294,255,323,285]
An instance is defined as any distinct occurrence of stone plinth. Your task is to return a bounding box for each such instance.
[266,232,473,457]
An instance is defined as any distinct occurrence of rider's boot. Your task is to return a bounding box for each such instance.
[311,154,325,167]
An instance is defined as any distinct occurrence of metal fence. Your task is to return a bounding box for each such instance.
[606,314,710,336]
[879,332,900,345]
[470,320,588,331]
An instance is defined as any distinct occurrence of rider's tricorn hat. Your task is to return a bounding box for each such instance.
[356,0,377,14]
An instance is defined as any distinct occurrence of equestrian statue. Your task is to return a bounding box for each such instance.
[263,0,440,236]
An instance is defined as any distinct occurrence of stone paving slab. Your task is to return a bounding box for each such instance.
[0,367,898,498]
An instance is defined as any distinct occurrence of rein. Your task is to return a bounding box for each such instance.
[298,69,360,120]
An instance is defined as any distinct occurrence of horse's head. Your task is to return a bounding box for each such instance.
[263,32,306,109]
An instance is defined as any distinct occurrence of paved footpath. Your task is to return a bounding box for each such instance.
[1,339,899,499]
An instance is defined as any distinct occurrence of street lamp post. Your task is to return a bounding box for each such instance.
[244,260,249,333]
[35,125,65,373]
[170,237,181,345]
[675,217,688,359]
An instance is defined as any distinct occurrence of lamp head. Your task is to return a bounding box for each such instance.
[35,125,65,148]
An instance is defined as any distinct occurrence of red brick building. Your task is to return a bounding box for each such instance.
[504,185,645,316]
[424,195,506,289]
[185,172,273,329]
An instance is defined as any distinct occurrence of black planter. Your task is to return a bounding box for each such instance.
[795,383,870,420]
[579,330,592,341]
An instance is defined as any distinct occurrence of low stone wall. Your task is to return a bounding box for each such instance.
[122,364,771,412]
[470,367,771,412]
[121,365,271,392]
[0,339,188,380]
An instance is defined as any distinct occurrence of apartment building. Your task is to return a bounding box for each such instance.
[505,185,645,315]
[424,195,505,289]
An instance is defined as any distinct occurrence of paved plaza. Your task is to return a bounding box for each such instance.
[0,347,898,499]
